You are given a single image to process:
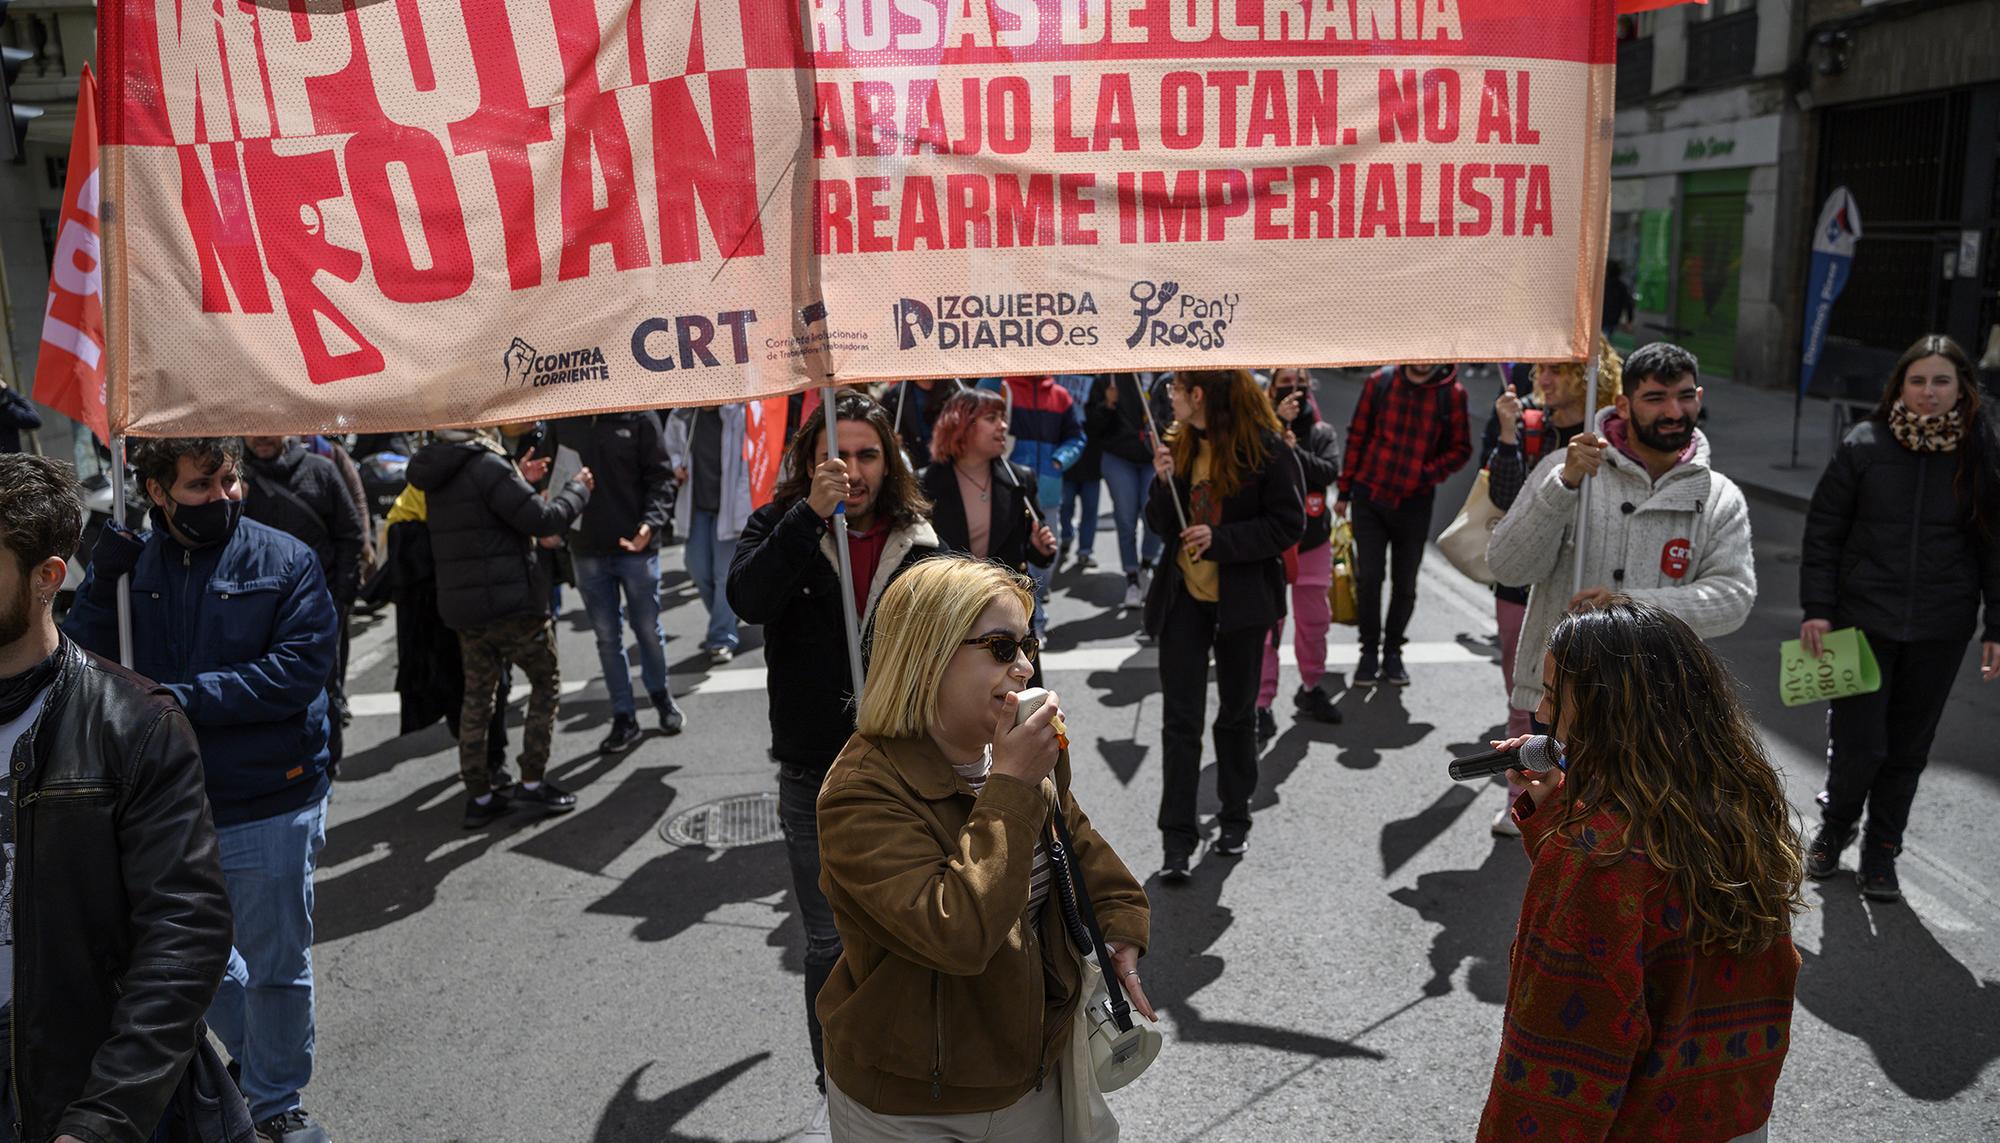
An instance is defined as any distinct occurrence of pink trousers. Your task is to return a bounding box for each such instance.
[1259,541,1335,707]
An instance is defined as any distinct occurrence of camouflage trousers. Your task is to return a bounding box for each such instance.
[457,614,561,795]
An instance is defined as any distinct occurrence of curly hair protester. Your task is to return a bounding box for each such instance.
[1479,598,1804,1143]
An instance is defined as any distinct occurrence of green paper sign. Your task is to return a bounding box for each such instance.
[1779,628,1882,707]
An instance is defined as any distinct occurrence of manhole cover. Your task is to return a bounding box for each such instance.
[659,793,785,849]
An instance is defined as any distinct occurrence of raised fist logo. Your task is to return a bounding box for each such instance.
[503,338,536,387]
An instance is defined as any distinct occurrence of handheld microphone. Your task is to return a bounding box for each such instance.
[1448,735,1561,782]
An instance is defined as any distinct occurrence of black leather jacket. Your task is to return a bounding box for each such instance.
[9,639,236,1143]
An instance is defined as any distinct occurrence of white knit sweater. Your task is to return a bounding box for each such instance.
[1486,414,1757,710]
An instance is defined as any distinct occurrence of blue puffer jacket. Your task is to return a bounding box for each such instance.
[982,376,1085,507]
[66,517,337,826]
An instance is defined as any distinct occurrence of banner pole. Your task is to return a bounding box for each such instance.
[111,433,133,668]
[824,387,866,691]
[1570,355,1602,594]
[1136,374,1190,534]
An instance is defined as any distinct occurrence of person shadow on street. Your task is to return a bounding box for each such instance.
[592,1053,785,1143]
[1796,883,2000,1100]
[1142,856,1383,1062]
[1387,838,1530,1003]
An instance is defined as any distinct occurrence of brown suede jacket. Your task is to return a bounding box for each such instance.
[815,733,1150,1115]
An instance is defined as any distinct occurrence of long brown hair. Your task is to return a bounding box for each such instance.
[1542,599,1804,956]
[771,391,932,531]
[1166,369,1282,500]
[1869,333,1998,536]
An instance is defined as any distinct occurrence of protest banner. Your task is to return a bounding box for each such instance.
[101,0,1637,435]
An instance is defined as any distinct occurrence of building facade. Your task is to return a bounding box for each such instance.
[1788,0,2000,401]
[0,0,92,463]
[1610,0,1806,387]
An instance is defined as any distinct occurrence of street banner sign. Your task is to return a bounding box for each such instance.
[35,64,108,444]
[1799,186,1861,397]
[101,0,1641,435]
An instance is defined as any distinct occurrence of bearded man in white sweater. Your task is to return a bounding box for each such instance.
[1488,341,1757,741]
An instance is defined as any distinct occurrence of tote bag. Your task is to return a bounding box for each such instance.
[1327,519,1359,625]
[1438,469,1503,586]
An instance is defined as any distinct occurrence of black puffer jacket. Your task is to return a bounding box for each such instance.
[727,499,941,773]
[1802,418,2000,644]
[406,435,589,630]
[10,639,243,1143]
[243,441,366,606]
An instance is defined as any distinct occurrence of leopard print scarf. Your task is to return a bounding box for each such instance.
[1888,400,1964,453]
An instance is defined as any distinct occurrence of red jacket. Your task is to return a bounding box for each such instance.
[1479,794,1799,1143]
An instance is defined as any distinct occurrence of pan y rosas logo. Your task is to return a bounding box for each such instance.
[893,292,1101,351]
[1126,281,1237,352]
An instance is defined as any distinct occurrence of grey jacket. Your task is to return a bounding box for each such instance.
[1487,410,1757,709]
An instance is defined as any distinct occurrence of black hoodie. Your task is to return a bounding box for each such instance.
[407,435,590,629]
[244,440,366,606]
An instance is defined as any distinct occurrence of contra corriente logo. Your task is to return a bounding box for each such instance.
[503,337,609,389]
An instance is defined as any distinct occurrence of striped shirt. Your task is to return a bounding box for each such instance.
[955,748,1052,917]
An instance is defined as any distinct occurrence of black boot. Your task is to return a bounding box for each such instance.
[1857,834,1902,903]
[1804,820,1854,880]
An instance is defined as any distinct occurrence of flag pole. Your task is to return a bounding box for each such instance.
[111,434,133,668]
[824,387,865,691]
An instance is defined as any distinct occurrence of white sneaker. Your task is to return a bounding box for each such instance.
[790,1095,831,1143]
[1491,805,1522,838]
[709,645,735,665]
[1122,580,1143,609]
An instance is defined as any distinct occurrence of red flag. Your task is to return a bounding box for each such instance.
[745,396,790,509]
[35,65,107,444]
[1617,0,1704,12]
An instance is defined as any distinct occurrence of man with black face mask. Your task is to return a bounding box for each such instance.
[66,437,340,1143]
[1488,341,1757,727]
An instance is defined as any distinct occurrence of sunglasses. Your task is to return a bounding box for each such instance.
[962,633,1041,664]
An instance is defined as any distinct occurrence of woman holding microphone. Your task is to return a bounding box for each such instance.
[1799,334,2000,901]
[1145,369,1305,879]
[815,556,1153,1138]
[1482,598,1803,1143]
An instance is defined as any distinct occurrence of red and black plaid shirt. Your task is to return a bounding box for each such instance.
[1338,366,1472,508]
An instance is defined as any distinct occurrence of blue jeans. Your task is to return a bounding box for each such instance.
[1100,453,1163,574]
[207,794,329,1123]
[778,764,842,1089]
[573,551,669,716]
[1060,473,1102,557]
[685,510,741,651]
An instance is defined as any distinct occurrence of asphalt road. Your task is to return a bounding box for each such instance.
[313,410,1999,1142]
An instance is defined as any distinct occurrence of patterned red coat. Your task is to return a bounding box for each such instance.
[1479,795,1799,1142]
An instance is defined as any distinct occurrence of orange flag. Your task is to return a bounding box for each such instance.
[35,65,107,444]
[745,396,790,509]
